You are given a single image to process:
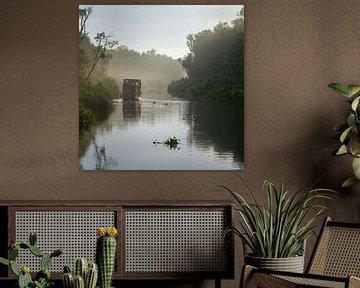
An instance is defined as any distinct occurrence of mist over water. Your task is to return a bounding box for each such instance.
[108,47,185,100]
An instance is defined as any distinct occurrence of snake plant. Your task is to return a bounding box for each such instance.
[221,179,335,258]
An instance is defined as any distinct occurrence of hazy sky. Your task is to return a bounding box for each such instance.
[80,5,243,59]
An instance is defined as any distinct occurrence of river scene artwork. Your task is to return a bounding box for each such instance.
[79,5,244,170]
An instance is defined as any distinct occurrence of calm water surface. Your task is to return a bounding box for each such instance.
[79,99,244,170]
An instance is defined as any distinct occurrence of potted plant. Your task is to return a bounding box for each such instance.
[0,232,64,288]
[328,82,360,187]
[221,179,334,273]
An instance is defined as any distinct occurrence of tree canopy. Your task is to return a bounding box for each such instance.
[168,9,244,105]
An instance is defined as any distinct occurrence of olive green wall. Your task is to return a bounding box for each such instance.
[1,0,360,287]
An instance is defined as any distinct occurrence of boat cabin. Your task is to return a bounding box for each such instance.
[122,79,142,100]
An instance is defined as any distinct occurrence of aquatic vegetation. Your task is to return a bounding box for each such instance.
[153,137,180,150]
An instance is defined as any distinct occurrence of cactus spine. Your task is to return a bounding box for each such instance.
[96,227,118,288]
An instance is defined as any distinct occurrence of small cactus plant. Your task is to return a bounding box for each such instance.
[62,259,98,288]
[0,232,63,288]
[96,227,118,288]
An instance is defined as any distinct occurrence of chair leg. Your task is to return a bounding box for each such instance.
[240,265,255,288]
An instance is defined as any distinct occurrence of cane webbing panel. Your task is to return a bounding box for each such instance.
[309,226,360,277]
[125,210,227,273]
[15,211,115,272]
[277,275,345,288]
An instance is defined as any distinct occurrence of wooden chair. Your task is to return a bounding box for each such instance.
[241,217,360,288]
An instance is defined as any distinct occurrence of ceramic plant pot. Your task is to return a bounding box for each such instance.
[245,254,305,273]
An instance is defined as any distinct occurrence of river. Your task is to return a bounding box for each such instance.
[79,99,244,170]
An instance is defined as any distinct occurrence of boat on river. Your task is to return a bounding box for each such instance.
[122,79,142,100]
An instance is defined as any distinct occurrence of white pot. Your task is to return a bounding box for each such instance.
[245,254,305,273]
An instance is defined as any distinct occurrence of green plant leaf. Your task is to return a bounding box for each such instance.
[347,85,360,97]
[340,126,353,143]
[351,96,360,111]
[347,114,356,129]
[223,179,334,258]
[349,136,360,157]
[0,257,9,266]
[352,157,360,179]
[336,145,348,155]
[342,177,360,188]
[328,83,351,97]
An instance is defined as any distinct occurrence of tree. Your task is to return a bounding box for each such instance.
[85,32,118,80]
[168,9,244,104]
[79,6,93,38]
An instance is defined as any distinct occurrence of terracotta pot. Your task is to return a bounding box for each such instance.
[245,254,304,273]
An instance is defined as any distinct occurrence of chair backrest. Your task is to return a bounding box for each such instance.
[307,217,360,277]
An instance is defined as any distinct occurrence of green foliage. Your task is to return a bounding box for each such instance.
[32,278,54,288]
[0,233,63,288]
[79,80,114,129]
[164,137,180,150]
[221,178,335,258]
[153,137,181,150]
[78,6,120,132]
[79,107,96,132]
[100,77,120,99]
[168,10,244,105]
[329,82,360,187]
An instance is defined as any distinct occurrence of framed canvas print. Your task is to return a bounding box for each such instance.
[78,4,244,170]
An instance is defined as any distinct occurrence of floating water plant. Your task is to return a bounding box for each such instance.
[153,137,180,150]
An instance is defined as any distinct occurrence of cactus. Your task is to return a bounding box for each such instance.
[96,227,118,288]
[29,245,44,257]
[18,270,32,288]
[63,272,74,288]
[0,232,64,288]
[9,246,19,260]
[74,275,85,288]
[29,232,37,246]
[74,258,88,279]
[35,268,50,281]
[63,260,98,288]
[41,253,52,270]
[10,260,20,276]
[51,248,64,257]
[85,262,98,288]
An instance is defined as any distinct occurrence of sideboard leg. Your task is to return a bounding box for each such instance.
[215,278,221,288]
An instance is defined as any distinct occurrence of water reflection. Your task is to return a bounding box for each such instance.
[79,134,117,170]
[122,100,141,121]
[79,99,244,170]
